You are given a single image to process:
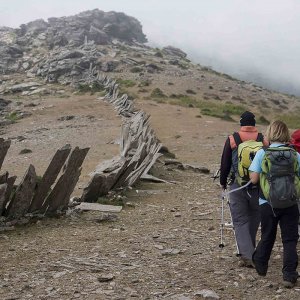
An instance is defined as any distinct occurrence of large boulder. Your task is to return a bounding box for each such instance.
[162,46,187,58]
[14,9,147,48]
[0,9,148,75]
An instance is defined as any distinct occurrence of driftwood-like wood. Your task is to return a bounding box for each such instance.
[0,139,11,170]
[45,147,89,213]
[29,144,72,212]
[0,183,8,215]
[5,165,36,219]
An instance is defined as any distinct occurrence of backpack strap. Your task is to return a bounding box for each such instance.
[256,133,264,142]
[232,132,242,147]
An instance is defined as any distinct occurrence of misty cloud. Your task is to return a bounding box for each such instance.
[1,0,300,95]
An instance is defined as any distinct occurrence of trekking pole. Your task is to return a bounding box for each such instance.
[224,190,241,257]
[219,191,225,248]
[211,169,220,181]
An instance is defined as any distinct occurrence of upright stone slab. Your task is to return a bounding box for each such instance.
[29,144,71,212]
[6,165,36,219]
[44,147,89,213]
[3,176,17,214]
[0,138,11,170]
[81,156,128,202]
[127,152,162,187]
[113,143,146,189]
[81,173,109,203]
[0,171,9,184]
[0,183,8,216]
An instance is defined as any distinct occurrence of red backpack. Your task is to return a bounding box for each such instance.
[291,129,300,154]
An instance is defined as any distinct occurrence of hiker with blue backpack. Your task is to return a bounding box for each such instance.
[249,120,300,288]
[220,111,268,267]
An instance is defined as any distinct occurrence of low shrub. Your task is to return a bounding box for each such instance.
[198,101,246,121]
[186,89,196,95]
[117,79,136,88]
[5,111,19,122]
[276,113,300,129]
[150,88,167,98]
[77,82,105,94]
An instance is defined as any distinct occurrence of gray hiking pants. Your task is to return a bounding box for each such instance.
[229,183,260,260]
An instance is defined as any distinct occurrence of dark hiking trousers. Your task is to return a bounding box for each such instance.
[253,203,299,282]
[229,183,260,260]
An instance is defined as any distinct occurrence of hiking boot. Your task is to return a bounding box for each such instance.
[252,258,267,276]
[283,280,295,289]
[238,257,254,268]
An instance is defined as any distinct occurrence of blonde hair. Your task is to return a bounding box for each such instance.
[266,120,290,143]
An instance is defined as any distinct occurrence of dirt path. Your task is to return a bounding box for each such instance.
[0,96,300,299]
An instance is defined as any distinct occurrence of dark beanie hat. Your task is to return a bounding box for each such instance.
[240,111,256,126]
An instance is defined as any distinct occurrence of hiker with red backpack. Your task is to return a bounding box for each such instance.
[291,129,300,153]
[249,120,300,288]
[291,129,300,242]
[220,111,268,267]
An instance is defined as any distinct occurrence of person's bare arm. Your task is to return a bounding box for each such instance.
[250,172,260,184]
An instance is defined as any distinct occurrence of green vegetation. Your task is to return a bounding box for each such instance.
[118,86,137,100]
[168,94,197,107]
[150,88,167,98]
[6,111,19,122]
[148,91,246,122]
[199,101,246,120]
[276,113,300,129]
[97,196,125,207]
[77,82,105,94]
[186,89,196,95]
[117,79,136,88]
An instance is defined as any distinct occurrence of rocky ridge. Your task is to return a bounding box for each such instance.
[1,9,299,127]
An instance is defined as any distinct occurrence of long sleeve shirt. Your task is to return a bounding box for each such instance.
[219,126,268,187]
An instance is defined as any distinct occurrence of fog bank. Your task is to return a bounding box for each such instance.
[1,0,300,95]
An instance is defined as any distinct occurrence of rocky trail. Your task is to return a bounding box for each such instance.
[0,94,300,300]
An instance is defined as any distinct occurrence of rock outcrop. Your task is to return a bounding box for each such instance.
[0,9,147,74]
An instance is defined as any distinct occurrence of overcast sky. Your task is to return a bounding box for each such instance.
[1,0,300,95]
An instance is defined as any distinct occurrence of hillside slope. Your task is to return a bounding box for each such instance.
[1,10,300,129]
[0,10,300,300]
[1,99,299,299]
